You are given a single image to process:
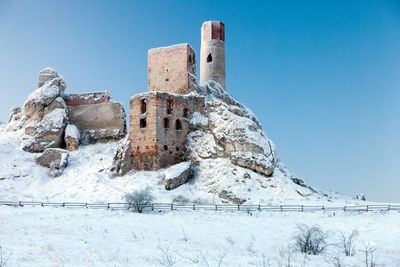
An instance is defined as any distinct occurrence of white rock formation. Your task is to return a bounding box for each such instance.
[64,124,81,151]
[188,81,277,177]
[35,148,69,177]
[163,162,193,190]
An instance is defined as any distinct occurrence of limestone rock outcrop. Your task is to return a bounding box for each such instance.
[64,124,80,151]
[163,162,193,190]
[22,108,68,152]
[36,148,69,177]
[6,67,126,154]
[186,81,277,177]
[111,139,133,176]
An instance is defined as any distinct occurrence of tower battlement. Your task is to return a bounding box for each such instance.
[201,21,225,42]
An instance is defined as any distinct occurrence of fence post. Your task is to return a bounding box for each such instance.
[171,204,173,210]
[366,205,369,212]
[322,205,325,211]
[238,205,240,211]
[280,205,283,212]
[388,205,391,211]
[193,204,195,210]
[344,205,346,212]
[107,203,110,209]
[215,205,217,211]
[62,202,65,207]
[301,205,304,212]
[258,205,261,211]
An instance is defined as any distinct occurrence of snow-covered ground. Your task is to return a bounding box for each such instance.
[0,122,357,205]
[0,205,399,266]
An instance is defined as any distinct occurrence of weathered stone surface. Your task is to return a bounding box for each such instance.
[36,148,69,177]
[8,106,21,123]
[21,108,68,152]
[148,44,197,95]
[64,91,111,107]
[68,102,126,144]
[163,162,193,190]
[64,124,80,151]
[111,139,133,176]
[230,152,275,177]
[38,67,66,91]
[200,21,226,89]
[129,92,204,170]
[291,177,306,187]
[186,82,277,177]
[23,79,61,120]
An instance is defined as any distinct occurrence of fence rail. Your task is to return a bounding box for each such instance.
[0,200,399,213]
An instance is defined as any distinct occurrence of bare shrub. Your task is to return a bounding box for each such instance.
[338,229,358,256]
[362,243,381,267]
[293,224,329,255]
[125,189,153,213]
[154,245,178,266]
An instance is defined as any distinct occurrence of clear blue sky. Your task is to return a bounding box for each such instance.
[1,0,399,202]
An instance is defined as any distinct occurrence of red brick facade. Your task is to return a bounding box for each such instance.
[129,92,204,170]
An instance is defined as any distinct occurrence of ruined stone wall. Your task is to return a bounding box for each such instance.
[65,91,126,144]
[129,92,204,170]
[148,44,197,95]
[64,91,111,106]
[200,21,226,89]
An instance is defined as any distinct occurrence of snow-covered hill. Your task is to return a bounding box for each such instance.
[1,115,347,205]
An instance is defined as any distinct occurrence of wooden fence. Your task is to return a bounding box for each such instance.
[0,200,399,213]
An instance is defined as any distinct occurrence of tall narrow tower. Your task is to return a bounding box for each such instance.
[200,21,226,89]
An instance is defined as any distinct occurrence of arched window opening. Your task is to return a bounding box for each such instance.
[166,99,172,114]
[163,118,170,129]
[164,145,168,151]
[176,146,180,152]
[140,118,146,128]
[183,108,189,118]
[140,99,147,114]
[175,119,182,131]
[207,53,212,63]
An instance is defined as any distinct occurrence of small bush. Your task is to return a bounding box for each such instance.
[125,189,153,213]
[293,224,329,255]
[338,229,358,256]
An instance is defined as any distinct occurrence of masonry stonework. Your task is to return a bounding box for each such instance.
[129,92,204,170]
[148,44,197,95]
[200,21,226,89]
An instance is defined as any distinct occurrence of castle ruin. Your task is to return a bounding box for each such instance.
[127,21,225,171]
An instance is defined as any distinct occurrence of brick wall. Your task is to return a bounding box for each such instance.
[129,92,204,170]
[148,44,197,95]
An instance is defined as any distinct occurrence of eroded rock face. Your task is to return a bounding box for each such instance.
[21,108,67,152]
[111,139,133,176]
[163,162,193,190]
[186,81,277,177]
[36,148,69,177]
[64,124,80,151]
[38,67,67,91]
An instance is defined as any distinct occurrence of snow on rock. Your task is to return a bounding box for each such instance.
[188,81,277,177]
[23,78,62,120]
[21,108,68,152]
[38,67,67,91]
[163,161,193,190]
[36,148,69,177]
[111,138,133,176]
[64,124,81,151]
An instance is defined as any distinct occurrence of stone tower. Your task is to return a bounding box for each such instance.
[200,21,226,89]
